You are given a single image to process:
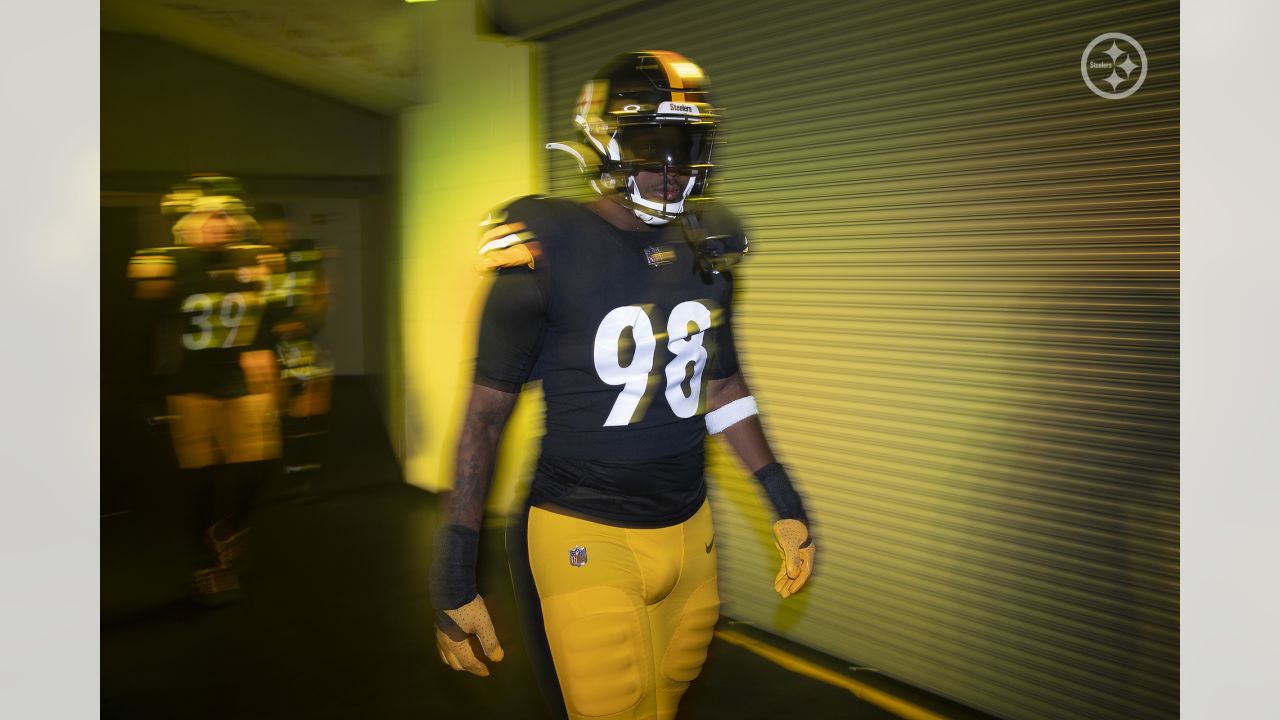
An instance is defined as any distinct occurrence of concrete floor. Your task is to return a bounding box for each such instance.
[101,378,959,720]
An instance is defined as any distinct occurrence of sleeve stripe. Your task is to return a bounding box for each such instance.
[476,244,536,271]
[480,221,527,245]
[479,231,535,255]
[128,255,177,279]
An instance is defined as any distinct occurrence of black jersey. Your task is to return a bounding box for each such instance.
[474,196,744,525]
[263,237,326,337]
[128,243,277,397]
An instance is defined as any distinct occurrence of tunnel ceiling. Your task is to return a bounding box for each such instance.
[101,0,646,115]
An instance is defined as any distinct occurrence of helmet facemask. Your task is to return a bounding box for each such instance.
[604,121,714,225]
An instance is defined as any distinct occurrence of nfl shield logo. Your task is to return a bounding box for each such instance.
[569,545,588,567]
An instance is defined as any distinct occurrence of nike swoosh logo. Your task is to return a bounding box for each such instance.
[705,537,715,554]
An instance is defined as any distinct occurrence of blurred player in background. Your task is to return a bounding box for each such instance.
[127,175,283,605]
[255,202,334,495]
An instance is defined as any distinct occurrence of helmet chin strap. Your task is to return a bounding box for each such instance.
[624,174,697,226]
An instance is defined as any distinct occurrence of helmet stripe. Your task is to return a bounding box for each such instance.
[644,49,693,103]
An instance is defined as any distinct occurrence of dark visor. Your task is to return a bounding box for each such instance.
[617,124,714,169]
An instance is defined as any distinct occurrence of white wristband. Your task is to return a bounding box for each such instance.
[705,396,759,435]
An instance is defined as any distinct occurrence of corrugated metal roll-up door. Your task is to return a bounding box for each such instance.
[541,2,1178,719]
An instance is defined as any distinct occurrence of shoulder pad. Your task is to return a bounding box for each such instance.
[691,199,746,238]
[259,250,288,273]
[286,238,327,265]
[127,246,180,280]
[224,243,284,271]
[476,195,548,272]
[686,200,749,273]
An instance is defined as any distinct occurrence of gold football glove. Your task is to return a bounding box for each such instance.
[436,595,505,677]
[772,519,816,599]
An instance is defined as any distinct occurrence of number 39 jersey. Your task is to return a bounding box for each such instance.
[129,243,279,397]
[474,195,742,463]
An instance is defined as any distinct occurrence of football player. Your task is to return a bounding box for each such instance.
[256,202,334,487]
[430,51,816,720]
[128,175,283,605]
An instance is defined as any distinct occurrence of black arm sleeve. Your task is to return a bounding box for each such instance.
[474,267,549,392]
[429,524,479,610]
[709,272,740,380]
[754,462,809,524]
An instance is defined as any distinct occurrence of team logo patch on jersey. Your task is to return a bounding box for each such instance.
[569,545,588,567]
[644,245,677,268]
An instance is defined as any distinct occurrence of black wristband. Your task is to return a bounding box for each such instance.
[753,462,809,525]
[429,524,480,610]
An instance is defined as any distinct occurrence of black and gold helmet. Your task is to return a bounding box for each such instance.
[161,174,249,218]
[552,50,718,226]
[162,173,257,246]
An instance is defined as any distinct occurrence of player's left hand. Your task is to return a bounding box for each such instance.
[435,595,505,677]
[772,519,815,599]
[238,349,279,396]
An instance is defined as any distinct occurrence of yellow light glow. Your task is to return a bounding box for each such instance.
[398,1,539,501]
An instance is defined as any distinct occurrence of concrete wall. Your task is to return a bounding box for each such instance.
[102,33,387,178]
[395,0,541,504]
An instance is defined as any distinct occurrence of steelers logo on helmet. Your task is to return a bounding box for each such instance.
[562,50,719,226]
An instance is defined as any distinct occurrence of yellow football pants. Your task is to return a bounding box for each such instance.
[167,392,281,469]
[525,500,720,720]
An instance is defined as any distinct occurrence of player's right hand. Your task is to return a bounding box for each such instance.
[436,595,505,677]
